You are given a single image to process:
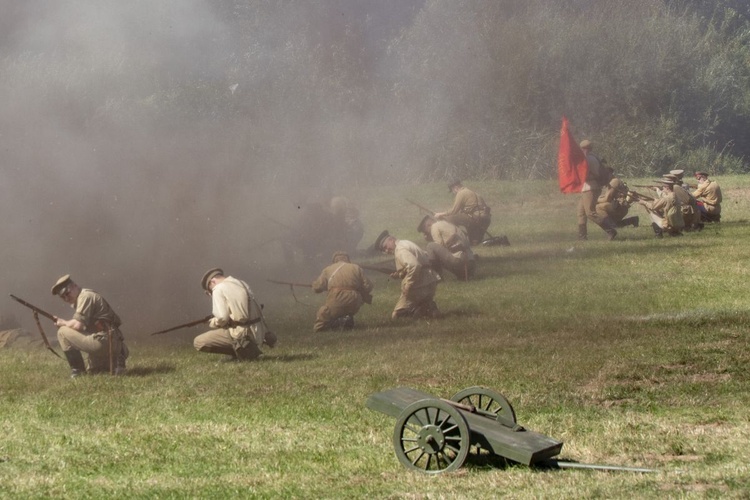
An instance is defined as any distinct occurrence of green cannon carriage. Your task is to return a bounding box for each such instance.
[366,386,653,474]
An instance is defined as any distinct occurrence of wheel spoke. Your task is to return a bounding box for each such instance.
[411,451,425,466]
[441,422,459,434]
[403,445,420,454]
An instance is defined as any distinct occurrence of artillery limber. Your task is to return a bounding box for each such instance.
[367,386,654,474]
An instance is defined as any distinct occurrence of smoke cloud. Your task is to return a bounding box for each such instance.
[1,0,440,334]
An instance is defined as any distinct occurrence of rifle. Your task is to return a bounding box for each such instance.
[9,294,63,359]
[267,279,313,288]
[405,198,436,216]
[267,279,314,306]
[631,185,661,190]
[148,314,213,336]
[360,264,396,275]
[627,190,654,202]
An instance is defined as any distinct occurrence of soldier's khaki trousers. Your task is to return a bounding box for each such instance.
[194,328,261,359]
[57,326,125,373]
[393,281,438,319]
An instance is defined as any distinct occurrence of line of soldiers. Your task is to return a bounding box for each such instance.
[36,180,497,376]
[576,140,723,239]
[42,165,725,377]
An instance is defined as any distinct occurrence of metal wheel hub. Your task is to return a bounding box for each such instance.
[417,425,446,454]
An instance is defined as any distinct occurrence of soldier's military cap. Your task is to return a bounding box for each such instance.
[448,178,462,192]
[331,251,350,263]
[201,268,224,291]
[51,274,72,295]
[695,171,709,177]
[610,178,628,193]
[417,215,435,234]
[669,169,685,177]
[373,230,391,251]
[657,179,675,186]
[662,174,679,182]
[579,139,592,149]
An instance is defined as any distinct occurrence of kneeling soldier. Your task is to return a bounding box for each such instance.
[312,251,373,332]
[52,274,128,377]
[194,268,276,362]
[375,230,441,319]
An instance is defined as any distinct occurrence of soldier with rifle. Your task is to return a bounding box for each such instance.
[433,179,492,245]
[638,179,685,237]
[595,170,639,229]
[664,172,702,231]
[374,230,441,319]
[692,171,722,223]
[50,274,128,377]
[417,215,475,281]
[194,268,276,362]
[311,251,373,332]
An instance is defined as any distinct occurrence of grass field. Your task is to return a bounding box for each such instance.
[3,177,750,498]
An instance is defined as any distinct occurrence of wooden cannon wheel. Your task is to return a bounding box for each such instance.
[392,399,471,474]
[450,386,517,426]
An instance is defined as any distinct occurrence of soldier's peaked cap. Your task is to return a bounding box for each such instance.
[331,251,350,263]
[373,230,391,251]
[51,274,72,295]
[657,179,675,185]
[417,214,434,233]
[201,268,224,291]
[695,171,709,177]
[669,169,685,177]
[579,139,592,149]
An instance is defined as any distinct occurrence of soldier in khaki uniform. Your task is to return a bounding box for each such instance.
[194,268,277,362]
[638,179,685,237]
[374,230,440,319]
[312,251,373,332]
[577,140,619,241]
[434,180,491,245]
[417,215,475,280]
[596,174,639,228]
[665,171,702,231]
[692,171,722,222]
[51,274,128,377]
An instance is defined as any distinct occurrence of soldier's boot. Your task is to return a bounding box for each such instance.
[64,350,86,378]
[621,216,639,228]
[651,223,664,238]
[342,315,355,329]
[578,224,588,241]
[602,217,618,241]
[263,331,277,348]
[233,338,262,361]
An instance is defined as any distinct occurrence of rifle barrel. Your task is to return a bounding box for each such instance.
[267,279,313,288]
[9,294,56,322]
[405,198,436,216]
[149,315,213,336]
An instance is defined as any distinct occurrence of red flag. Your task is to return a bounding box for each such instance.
[558,117,588,194]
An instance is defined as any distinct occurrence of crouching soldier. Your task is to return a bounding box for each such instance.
[194,268,277,362]
[638,179,685,237]
[312,251,373,332]
[52,274,128,377]
[374,230,441,319]
[417,215,475,281]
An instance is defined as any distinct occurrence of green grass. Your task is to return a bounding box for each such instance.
[3,177,750,498]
